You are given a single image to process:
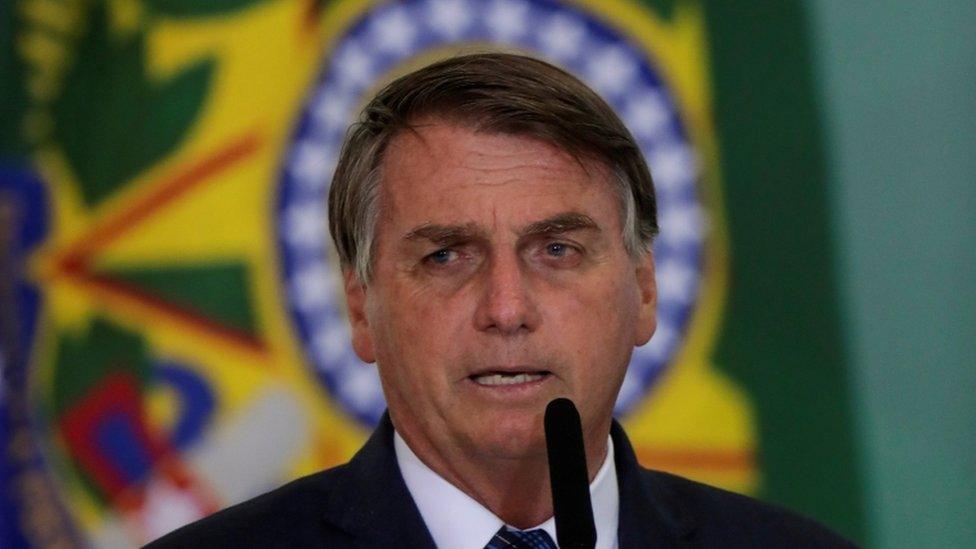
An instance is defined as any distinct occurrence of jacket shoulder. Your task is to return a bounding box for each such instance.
[144,465,353,548]
[641,468,858,548]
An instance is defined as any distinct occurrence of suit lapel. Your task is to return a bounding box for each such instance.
[319,415,693,548]
[612,421,696,548]
[321,413,437,548]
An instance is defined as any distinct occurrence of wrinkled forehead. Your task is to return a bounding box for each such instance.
[379,115,616,196]
[368,121,626,253]
[382,121,614,205]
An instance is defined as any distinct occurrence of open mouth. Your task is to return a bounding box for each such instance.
[469,371,551,386]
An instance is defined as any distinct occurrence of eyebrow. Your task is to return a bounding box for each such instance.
[402,212,600,245]
[403,222,485,245]
[520,212,600,238]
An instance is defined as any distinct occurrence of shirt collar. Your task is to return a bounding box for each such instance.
[395,432,618,549]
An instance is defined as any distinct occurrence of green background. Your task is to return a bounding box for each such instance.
[704,0,866,542]
[645,1,974,546]
[810,1,976,547]
[693,0,975,546]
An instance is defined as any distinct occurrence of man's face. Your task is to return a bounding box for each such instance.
[344,119,656,463]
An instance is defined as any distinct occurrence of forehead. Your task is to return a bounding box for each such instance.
[378,120,619,229]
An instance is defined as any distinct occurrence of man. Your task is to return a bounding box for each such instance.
[149,53,853,548]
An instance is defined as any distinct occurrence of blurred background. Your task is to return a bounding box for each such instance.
[1,0,972,547]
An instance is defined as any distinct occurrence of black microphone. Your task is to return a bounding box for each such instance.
[544,398,597,549]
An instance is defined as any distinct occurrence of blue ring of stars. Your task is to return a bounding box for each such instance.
[277,0,706,426]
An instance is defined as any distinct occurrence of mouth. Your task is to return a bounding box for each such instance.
[468,370,552,387]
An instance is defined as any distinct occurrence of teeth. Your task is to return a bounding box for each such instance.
[473,373,546,386]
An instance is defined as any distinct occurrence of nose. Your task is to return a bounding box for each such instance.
[474,251,540,335]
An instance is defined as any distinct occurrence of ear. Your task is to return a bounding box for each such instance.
[343,269,376,363]
[633,250,657,346]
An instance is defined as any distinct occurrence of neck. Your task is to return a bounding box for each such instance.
[453,452,555,529]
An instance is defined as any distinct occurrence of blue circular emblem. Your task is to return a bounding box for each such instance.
[277,0,705,426]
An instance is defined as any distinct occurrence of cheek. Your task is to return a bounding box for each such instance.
[549,277,640,386]
[559,277,638,334]
[570,281,637,387]
[368,287,466,380]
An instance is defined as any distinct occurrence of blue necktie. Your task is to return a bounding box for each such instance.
[484,526,558,549]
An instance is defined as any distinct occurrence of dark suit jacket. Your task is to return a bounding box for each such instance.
[147,414,855,548]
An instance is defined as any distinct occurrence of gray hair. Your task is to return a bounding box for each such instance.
[328,52,658,282]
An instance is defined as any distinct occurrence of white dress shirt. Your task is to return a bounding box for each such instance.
[395,432,619,549]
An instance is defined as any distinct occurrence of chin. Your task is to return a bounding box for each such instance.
[469,410,548,460]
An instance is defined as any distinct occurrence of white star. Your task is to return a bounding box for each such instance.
[584,44,637,97]
[312,93,354,134]
[334,41,374,90]
[624,87,671,140]
[370,6,416,55]
[486,0,529,41]
[656,258,699,303]
[341,366,383,408]
[283,203,326,250]
[648,142,696,192]
[290,141,335,189]
[659,203,706,246]
[313,324,350,366]
[427,0,472,40]
[291,264,336,312]
[537,13,585,62]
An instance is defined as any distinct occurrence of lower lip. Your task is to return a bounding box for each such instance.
[466,373,552,395]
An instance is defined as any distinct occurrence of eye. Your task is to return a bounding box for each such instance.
[426,248,459,265]
[536,241,582,267]
[546,242,569,257]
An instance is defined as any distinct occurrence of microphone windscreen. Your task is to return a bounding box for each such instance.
[544,398,597,549]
